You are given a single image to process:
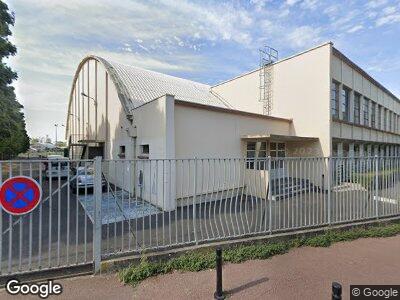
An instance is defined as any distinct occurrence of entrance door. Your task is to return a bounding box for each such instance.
[269,142,286,179]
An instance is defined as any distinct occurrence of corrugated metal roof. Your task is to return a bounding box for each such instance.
[95,56,230,111]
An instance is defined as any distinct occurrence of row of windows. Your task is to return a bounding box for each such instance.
[331,81,399,134]
[332,142,400,157]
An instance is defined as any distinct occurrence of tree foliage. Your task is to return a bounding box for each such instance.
[0,1,29,158]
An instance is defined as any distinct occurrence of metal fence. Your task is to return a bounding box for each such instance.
[0,159,96,277]
[1,156,400,277]
[99,157,400,257]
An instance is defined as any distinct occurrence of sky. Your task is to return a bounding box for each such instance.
[5,0,400,142]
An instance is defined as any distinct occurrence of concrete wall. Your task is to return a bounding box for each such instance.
[174,102,291,199]
[66,58,134,161]
[212,43,332,157]
[174,103,291,158]
[131,95,176,210]
[331,51,400,145]
[66,59,176,210]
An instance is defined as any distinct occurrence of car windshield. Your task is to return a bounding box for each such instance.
[50,161,68,168]
[77,168,94,176]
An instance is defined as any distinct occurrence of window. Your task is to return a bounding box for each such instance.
[343,143,349,157]
[330,82,339,118]
[246,141,267,169]
[371,102,376,128]
[377,105,382,130]
[383,108,387,130]
[388,111,392,132]
[363,98,369,126]
[354,144,360,157]
[354,94,360,124]
[118,145,126,159]
[270,142,285,170]
[332,143,338,157]
[246,142,256,169]
[257,142,267,170]
[341,87,350,121]
[141,144,149,155]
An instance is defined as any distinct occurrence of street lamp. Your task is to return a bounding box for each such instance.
[81,92,97,105]
[54,123,65,145]
[81,92,98,140]
[69,113,80,121]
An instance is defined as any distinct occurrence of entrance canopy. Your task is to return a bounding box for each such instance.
[241,134,318,142]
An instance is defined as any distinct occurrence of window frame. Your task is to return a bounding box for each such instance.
[341,87,350,121]
[363,98,369,126]
[354,93,361,124]
[330,81,339,119]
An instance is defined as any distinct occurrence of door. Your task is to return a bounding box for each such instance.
[269,142,286,179]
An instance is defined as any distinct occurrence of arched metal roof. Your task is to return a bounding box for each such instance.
[66,55,231,138]
[97,56,230,110]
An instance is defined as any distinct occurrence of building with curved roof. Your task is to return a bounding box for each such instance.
[66,42,400,161]
[65,42,400,209]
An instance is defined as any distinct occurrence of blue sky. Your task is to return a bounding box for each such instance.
[6,0,400,140]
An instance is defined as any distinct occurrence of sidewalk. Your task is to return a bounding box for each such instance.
[2,235,400,299]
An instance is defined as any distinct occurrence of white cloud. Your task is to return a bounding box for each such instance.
[383,6,397,15]
[300,0,319,10]
[347,24,364,33]
[365,0,388,9]
[286,0,301,6]
[285,26,322,49]
[376,13,400,26]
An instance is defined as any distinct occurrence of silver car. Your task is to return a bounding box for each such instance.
[71,166,105,192]
[44,156,70,179]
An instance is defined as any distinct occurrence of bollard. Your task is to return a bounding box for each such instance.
[332,282,342,300]
[214,247,225,300]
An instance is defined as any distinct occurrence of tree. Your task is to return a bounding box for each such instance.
[0,1,29,158]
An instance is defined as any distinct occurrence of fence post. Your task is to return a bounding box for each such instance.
[375,155,379,219]
[214,247,225,300]
[193,157,198,244]
[332,282,342,300]
[93,156,102,274]
[268,157,272,234]
[327,157,331,225]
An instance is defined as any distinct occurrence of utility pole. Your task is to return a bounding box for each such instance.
[54,124,65,146]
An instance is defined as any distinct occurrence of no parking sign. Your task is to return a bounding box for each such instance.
[0,176,42,215]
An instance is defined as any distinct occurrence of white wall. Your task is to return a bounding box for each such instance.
[174,103,291,158]
[174,102,292,199]
[212,43,332,157]
[331,51,400,145]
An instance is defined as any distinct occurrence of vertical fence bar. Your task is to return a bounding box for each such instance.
[375,156,379,219]
[0,162,2,274]
[193,158,198,244]
[93,156,102,273]
[268,157,272,234]
[327,157,331,225]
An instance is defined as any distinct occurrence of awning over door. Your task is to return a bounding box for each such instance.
[241,134,318,142]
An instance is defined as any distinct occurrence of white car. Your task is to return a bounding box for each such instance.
[44,156,70,179]
[71,166,106,192]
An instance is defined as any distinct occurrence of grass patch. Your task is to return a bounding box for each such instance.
[119,222,400,286]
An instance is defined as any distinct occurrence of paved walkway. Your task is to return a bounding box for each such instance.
[1,235,400,299]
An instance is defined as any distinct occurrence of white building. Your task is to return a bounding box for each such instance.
[65,42,400,209]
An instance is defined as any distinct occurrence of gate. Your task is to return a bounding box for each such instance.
[0,158,97,278]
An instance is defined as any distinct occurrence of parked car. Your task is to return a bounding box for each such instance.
[70,166,106,192]
[44,155,70,179]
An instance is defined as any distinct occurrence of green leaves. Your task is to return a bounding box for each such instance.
[0,1,29,158]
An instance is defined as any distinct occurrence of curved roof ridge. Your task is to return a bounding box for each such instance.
[94,55,229,110]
